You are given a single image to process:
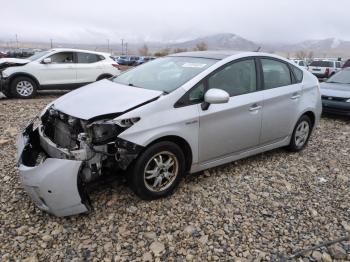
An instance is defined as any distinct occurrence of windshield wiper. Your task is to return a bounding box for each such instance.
[326,81,342,84]
[128,83,140,88]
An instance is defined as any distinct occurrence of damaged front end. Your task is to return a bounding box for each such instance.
[17,108,143,217]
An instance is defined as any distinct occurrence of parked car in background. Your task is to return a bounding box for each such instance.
[117,56,140,66]
[0,51,7,58]
[308,60,342,78]
[320,68,350,115]
[0,48,120,98]
[17,51,321,216]
[135,56,156,66]
[293,59,307,69]
[342,59,350,69]
[6,49,35,58]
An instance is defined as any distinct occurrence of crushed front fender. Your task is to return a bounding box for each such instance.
[17,122,90,217]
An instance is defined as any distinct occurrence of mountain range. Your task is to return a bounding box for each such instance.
[1,33,350,58]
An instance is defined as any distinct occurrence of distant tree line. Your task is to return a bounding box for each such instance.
[138,41,208,57]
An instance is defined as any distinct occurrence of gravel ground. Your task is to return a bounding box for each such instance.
[0,94,349,261]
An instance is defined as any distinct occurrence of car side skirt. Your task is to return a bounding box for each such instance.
[190,136,291,173]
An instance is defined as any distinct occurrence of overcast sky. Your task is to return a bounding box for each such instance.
[1,0,350,45]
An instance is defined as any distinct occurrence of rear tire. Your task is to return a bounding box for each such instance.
[10,76,37,98]
[288,115,312,152]
[128,141,185,200]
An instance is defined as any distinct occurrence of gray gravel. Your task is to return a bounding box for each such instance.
[0,94,349,261]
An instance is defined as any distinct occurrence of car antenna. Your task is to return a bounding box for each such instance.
[254,46,262,52]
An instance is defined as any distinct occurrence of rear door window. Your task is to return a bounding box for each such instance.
[77,52,102,63]
[261,59,292,89]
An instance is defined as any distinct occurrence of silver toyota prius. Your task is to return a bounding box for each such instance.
[17,51,322,216]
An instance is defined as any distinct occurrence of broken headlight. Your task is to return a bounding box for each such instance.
[88,117,140,144]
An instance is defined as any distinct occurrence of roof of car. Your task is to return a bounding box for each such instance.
[169,50,249,60]
[49,48,110,56]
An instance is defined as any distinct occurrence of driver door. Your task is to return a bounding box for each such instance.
[35,51,77,86]
[198,58,263,163]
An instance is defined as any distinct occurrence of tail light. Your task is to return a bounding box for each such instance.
[112,64,121,70]
[325,68,330,76]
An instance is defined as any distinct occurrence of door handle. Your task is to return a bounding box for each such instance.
[249,104,262,112]
[291,93,301,100]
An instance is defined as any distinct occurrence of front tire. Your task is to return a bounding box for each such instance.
[128,141,185,200]
[288,115,312,152]
[11,76,37,98]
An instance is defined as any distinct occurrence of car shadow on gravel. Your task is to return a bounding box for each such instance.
[322,113,350,123]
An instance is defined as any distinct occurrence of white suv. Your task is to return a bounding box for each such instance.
[308,60,342,79]
[0,48,121,98]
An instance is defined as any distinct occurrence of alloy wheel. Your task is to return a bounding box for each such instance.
[16,81,34,97]
[143,151,179,192]
[294,120,310,147]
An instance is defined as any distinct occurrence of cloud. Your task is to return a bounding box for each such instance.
[1,0,350,44]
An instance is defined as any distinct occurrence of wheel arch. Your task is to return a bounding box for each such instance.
[301,110,316,128]
[146,135,193,173]
[96,74,113,81]
[8,72,40,89]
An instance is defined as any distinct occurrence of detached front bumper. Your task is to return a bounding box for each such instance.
[17,122,90,217]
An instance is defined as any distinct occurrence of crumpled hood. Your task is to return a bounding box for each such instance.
[0,58,30,70]
[0,58,30,65]
[320,82,350,98]
[52,79,162,120]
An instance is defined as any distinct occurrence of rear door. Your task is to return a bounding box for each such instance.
[198,58,263,163]
[259,58,302,145]
[75,52,105,83]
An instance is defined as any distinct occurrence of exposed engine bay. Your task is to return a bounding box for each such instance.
[38,107,143,183]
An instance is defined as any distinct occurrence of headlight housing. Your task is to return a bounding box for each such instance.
[346,98,350,103]
[88,117,140,144]
[114,117,140,128]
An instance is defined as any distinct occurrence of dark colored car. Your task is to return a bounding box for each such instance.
[0,51,7,58]
[320,68,350,116]
[135,56,156,66]
[117,56,140,66]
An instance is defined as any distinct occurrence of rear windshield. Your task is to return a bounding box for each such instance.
[310,61,333,67]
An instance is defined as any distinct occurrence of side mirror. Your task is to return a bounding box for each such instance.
[42,58,52,64]
[202,88,229,110]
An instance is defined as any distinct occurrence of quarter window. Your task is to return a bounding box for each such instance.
[261,59,292,89]
[77,52,102,63]
[208,59,257,96]
[291,65,303,83]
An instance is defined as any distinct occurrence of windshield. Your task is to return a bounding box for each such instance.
[112,56,217,93]
[27,51,50,61]
[326,69,350,84]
